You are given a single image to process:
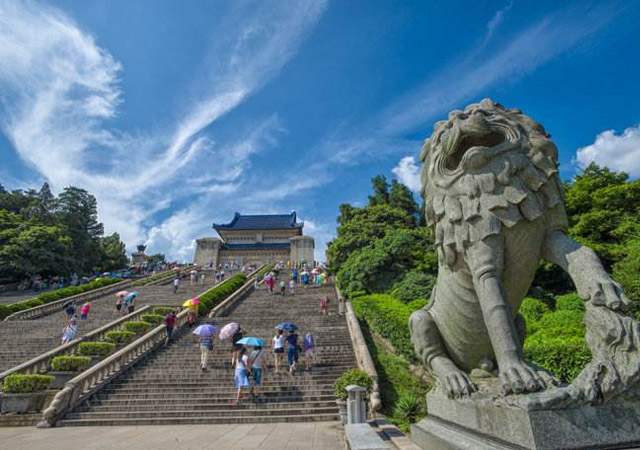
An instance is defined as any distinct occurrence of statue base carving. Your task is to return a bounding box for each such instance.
[411,388,640,450]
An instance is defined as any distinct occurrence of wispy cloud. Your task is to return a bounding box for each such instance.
[391,156,421,192]
[0,0,327,259]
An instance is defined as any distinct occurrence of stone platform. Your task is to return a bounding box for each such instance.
[412,390,640,450]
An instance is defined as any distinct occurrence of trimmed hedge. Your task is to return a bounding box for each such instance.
[50,356,92,372]
[351,294,421,362]
[198,274,247,316]
[141,313,164,324]
[153,307,177,316]
[105,331,137,344]
[123,321,151,334]
[36,277,122,303]
[3,374,54,393]
[78,341,115,356]
[333,369,374,400]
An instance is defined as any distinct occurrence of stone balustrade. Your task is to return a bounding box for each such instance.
[0,305,152,384]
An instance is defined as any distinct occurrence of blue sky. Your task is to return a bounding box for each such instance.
[1,0,640,262]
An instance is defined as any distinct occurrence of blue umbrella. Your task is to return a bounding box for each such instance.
[236,337,265,347]
[276,322,297,331]
[192,324,217,337]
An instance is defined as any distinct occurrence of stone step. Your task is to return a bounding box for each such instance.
[59,413,338,426]
[77,399,338,412]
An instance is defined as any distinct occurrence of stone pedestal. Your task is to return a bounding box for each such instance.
[411,390,640,450]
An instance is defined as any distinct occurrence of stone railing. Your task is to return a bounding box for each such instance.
[4,279,133,322]
[0,305,152,385]
[337,284,382,414]
[38,267,265,427]
[131,265,195,287]
[207,265,265,318]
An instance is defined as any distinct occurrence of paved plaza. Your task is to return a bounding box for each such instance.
[0,422,345,450]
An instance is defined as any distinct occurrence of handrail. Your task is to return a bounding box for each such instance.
[0,305,152,384]
[38,267,265,427]
[337,284,382,414]
[131,265,195,287]
[4,279,133,322]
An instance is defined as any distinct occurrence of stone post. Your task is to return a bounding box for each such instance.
[339,296,346,315]
[346,385,367,424]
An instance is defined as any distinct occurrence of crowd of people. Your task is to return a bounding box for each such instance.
[260,266,328,297]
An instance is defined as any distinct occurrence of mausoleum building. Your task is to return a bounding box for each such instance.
[193,212,315,267]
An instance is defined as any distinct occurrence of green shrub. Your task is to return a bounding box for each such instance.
[123,321,151,334]
[34,277,122,304]
[3,374,54,393]
[351,294,417,362]
[0,304,11,320]
[333,369,374,401]
[390,270,435,303]
[348,290,367,299]
[141,313,164,324]
[105,331,137,344]
[393,394,426,429]
[524,336,591,382]
[50,356,92,372]
[198,274,247,316]
[519,298,551,335]
[153,307,177,316]
[555,293,585,312]
[78,341,115,356]
[406,298,428,311]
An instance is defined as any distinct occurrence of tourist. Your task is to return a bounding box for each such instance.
[199,331,214,371]
[231,326,245,368]
[272,329,285,372]
[200,273,206,285]
[249,345,267,397]
[279,280,286,297]
[303,332,316,371]
[233,347,251,405]
[63,300,76,324]
[300,270,310,291]
[115,297,123,315]
[61,317,78,344]
[125,293,136,314]
[173,276,180,294]
[288,278,296,295]
[80,301,91,320]
[220,269,225,281]
[286,330,299,374]
[292,268,298,284]
[165,311,176,344]
[319,295,329,316]
[187,303,197,327]
[190,270,197,285]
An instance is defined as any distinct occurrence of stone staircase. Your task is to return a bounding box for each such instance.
[59,280,356,426]
[0,275,220,374]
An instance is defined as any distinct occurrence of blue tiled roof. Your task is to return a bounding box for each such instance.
[214,212,303,231]
[221,243,291,251]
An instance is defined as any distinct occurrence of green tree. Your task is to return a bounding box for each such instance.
[368,175,390,206]
[99,233,128,271]
[58,187,104,273]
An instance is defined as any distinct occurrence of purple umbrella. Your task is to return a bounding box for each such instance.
[192,324,217,337]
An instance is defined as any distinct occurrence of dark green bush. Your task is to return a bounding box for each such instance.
[333,369,374,400]
[519,298,551,335]
[348,290,367,299]
[34,277,122,304]
[198,274,247,316]
[524,336,591,382]
[351,294,418,362]
[141,313,164,324]
[3,374,54,393]
[0,304,11,319]
[105,331,137,344]
[390,270,435,303]
[50,356,92,372]
[123,321,151,334]
[78,341,115,356]
[153,307,177,316]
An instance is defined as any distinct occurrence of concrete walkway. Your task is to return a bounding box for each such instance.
[0,422,345,450]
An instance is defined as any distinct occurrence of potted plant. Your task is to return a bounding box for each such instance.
[334,369,373,424]
[1,374,54,413]
[48,356,92,389]
[78,341,116,364]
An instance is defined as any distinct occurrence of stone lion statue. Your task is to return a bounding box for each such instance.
[410,99,640,406]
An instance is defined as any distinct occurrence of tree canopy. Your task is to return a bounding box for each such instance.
[0,183,128,282]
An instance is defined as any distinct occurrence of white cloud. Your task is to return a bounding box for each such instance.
[575,125,640,178]
[391,156,421,192]
[0,0,327,260]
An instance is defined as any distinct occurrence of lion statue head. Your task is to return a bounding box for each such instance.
[420,99,567,267]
